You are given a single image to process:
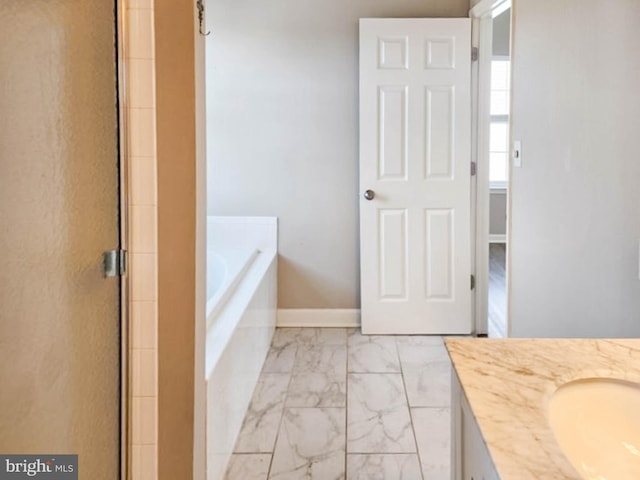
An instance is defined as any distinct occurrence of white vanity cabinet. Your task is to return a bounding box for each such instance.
[452,372,500,480]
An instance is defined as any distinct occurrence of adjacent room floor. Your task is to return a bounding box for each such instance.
[488,243,507,338]
[224,327,452,480]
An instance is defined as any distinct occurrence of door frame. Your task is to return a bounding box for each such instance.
[116,2,130,478]
[469,0,511,336]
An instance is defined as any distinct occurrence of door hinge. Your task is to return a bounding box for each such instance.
[471,161,477,176]
[470,274,476,290]
[103,249,127,277]
[471,47,479,62]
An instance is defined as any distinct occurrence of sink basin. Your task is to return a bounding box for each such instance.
[548,378,640,479]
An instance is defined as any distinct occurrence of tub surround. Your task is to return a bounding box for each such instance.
[446,338,640,479]
[206,253,276,480]
[206,216,278,480]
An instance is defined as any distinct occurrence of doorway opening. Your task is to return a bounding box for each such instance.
[487,7,510,338]
[470,0,512,338]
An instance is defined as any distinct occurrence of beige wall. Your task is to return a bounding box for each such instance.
[206,0,470,309]
[509,0,640,337]
[154,0,198,478]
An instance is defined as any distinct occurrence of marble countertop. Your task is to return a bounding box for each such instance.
[445,338,640,480]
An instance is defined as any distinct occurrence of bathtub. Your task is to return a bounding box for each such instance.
[205,216,277,480]
[206,247,259,328]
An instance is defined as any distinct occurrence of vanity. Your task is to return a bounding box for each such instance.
[445,338,640,480]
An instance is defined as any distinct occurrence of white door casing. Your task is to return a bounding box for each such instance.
[359,18,472,334]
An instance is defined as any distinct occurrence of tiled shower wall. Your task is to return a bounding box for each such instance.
[124,0,159,478]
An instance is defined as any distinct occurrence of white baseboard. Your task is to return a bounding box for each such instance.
[276,309,361,328]
[489,234,507,244]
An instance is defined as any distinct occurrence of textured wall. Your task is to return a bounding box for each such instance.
[206,0,470,309]
[0,1,120,477]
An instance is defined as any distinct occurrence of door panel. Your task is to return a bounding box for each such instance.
[378,86,408,180]
[0,1,120,477]
[425,86,454,179]
[425,208,454,299]
[360,18,472,334]
[379,209,408,299]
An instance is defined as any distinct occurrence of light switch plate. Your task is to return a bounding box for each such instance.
[513,140,522,167]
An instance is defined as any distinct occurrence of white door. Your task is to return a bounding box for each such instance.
[359,18,472,334]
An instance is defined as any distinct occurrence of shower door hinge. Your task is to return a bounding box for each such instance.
[470,274,476,290]
[103,249,127,277]
[471,161,477,176]
[471,47,479,62]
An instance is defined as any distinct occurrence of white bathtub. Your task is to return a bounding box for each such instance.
[206,247,259,327]
[205,217,277,480]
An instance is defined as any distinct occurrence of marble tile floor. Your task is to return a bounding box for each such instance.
[225,328,452,480]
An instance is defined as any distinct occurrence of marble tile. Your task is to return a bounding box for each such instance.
[346,454,422,480]
[403,360,451,407]
[234,374,290,453]
[271,328,302,348]
[396,341,450,372]
[395,335,444,347]
[411,407,450,480]
[347,374,416,453]
[287,342,347,407]
[270,408,346,480]
[348,330,400,373]
[286,372,346,407]
[225,454,271,480]
[272,327,347,347]
[262,342,297,373]
[293,344,346,375]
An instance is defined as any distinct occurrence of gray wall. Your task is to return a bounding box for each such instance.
[206,0,470,308]
[510,0,640,337]
[490,191,507,236]
[490,7,509,238]
[492,8,510,56]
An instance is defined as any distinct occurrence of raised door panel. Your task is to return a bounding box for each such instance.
[378,209,409,299]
